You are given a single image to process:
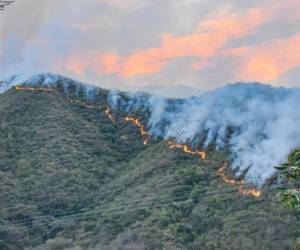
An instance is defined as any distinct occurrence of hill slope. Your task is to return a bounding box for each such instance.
[0,84,299,250]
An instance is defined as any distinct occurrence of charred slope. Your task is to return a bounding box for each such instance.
[0,86,299,250]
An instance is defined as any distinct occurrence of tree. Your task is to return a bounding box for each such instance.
[276,150,300,250]
[275,149,300,210]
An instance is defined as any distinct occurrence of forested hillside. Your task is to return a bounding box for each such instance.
[0,85,299,250]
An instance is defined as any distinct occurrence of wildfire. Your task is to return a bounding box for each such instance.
[15,85,263,198]
[217,162,262,198]
[217,164,241,185]
[15,85,54,92]
[69,99,94,109]
[104,106,115,122]
[238,185,262,197]
[15,85,117,123]
[168,141,206,160]
[124,116,150,145]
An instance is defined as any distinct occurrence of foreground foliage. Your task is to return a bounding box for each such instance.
[276,149,300,250]
[0,87,299,250]
[275,149,300,210]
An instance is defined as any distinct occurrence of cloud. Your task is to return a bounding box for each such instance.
[238,34,300,82]
[97,0,150,11]
[55,0,300,88]
[0,0,56,65]
[1,0,300,95]
[56,7,267,77]
[277,67,300,86]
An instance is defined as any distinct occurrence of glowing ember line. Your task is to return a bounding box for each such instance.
[15,86,262,198]
[69,99,94,109]
[124,116,150,145]
[104,106,115,122]
[16,85,116,122]
[217,162,262,198]
[238,185,262,197]
[168,141,206,160]
[15,85,54,92]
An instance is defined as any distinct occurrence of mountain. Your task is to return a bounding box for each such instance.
[0,74,300,250]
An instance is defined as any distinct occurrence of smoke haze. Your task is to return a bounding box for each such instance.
[109,83,300,185]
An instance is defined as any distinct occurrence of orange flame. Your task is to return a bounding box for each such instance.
[168,141,206,160]
[69,99,94,109]
[104,106,115,122]
[217,164,241,185]
[238,185,262,197]
[15,85,54,92]
[16,85,116,123]
[217,162,262,198]
[124,116,150,145]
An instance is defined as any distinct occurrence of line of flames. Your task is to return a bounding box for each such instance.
[15,85,116,122]
[15,85,262,197]
[69,100,115,122]
[217,163,262,198]
[105,106,115,122]
[15,85,54,92]
[69,99,94,109]
[168,141,206,160]
[124,116,150,145]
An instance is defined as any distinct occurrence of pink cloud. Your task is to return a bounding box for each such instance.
[58,8,266,76]
[55,0,300,83]
[238,34,300,82]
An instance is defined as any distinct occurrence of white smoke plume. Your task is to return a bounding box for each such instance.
[109,83,300,185]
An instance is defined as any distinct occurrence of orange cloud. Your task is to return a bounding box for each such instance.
[244,57,280,82]
[93,8,267,77]
[57,55,86,76]
[56,7,268,76]
[239,34,300,82]
[55,0,300,83]
[97,53,121,74]
[81,9,264,77]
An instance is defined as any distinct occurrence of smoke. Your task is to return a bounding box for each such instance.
[109,83,300,185]
[0,0,56,65]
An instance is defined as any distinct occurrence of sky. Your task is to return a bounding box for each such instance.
[0,0,300,97]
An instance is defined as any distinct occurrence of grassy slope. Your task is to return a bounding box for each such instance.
[0,88,299,250]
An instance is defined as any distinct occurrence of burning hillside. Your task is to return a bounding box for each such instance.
[109,82,300,186]
[3,73,300,249]
[2,73,300,187]
[12,79,262,197]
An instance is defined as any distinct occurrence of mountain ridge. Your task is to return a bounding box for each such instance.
[2,73,300,186]
[0,81,300,249]
[1,72,295,97]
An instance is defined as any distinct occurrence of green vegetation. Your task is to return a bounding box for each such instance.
[0,87,300,249]
[276,150,300,250]
[275,149,300,210]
